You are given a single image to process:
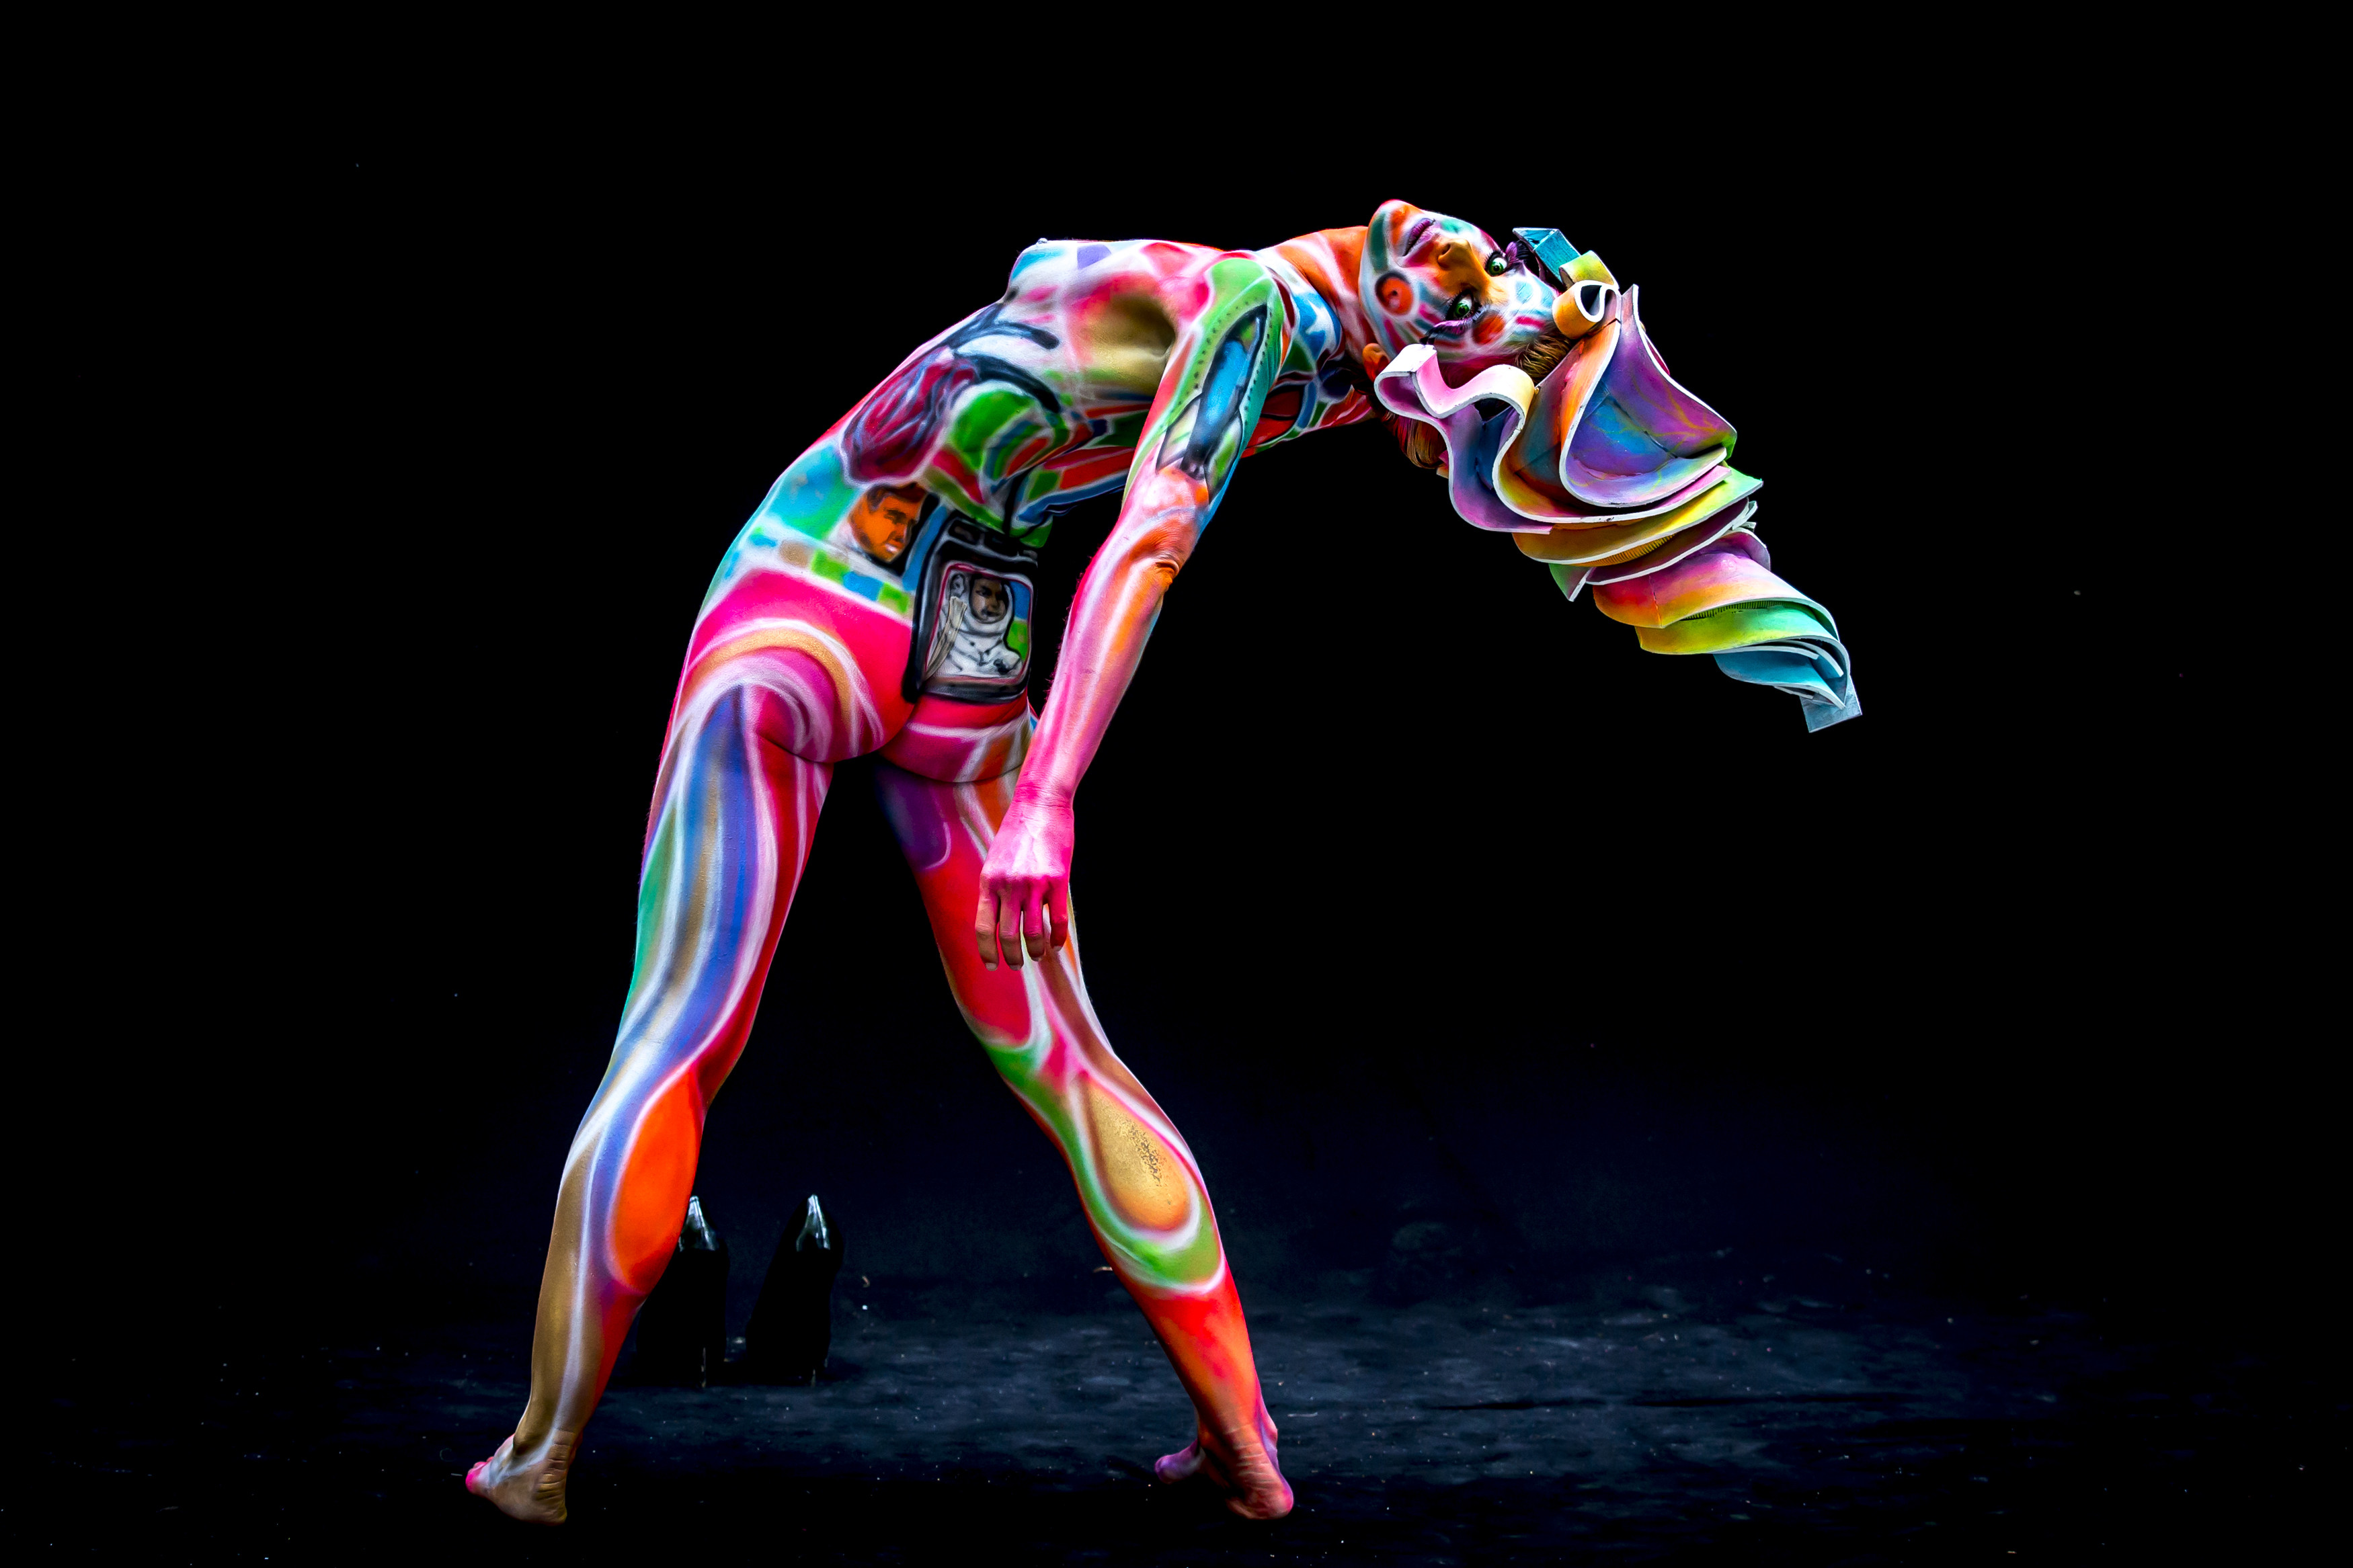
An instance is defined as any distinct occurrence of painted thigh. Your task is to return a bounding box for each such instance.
[873,763,1263,1411]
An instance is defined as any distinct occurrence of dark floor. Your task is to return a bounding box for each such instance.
[15,1249,2336,1562]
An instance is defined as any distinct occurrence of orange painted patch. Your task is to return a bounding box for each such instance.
[1083,1079,1192,1231]
[610,1079,701,1290]
[1375,274,1414,315]
[846,483,924,563]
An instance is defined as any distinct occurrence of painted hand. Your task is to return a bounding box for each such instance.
[975,791,1072,970]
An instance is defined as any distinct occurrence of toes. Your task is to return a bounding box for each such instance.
[464,1434,571,1526]
[1154,1441,1205,1485]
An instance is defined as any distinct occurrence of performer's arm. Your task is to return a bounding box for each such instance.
[975,261,1285,969]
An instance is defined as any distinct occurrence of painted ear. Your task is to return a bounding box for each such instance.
[1361,343,1390,376]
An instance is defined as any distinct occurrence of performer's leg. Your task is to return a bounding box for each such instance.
[468,679,831,1524]
[875,761,1292,1520]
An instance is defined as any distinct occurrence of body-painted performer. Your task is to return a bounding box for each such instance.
[467,202,1857,1528]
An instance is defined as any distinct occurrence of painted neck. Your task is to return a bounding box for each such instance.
[1267,225,1374,368]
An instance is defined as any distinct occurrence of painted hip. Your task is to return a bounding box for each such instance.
[680,483,1037,778]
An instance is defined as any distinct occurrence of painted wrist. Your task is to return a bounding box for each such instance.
[1013,778,1075,814]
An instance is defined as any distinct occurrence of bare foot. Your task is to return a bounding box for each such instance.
[1154,1402,1292,1520]
[463,1429,577,1525]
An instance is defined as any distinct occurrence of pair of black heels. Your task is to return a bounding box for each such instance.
[631,1192,844,1387]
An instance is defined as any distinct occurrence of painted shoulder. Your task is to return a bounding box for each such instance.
[1002,238,1282,317]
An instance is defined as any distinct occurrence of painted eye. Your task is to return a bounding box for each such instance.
[1484,252,1509,276]
[1447,292,1478,320]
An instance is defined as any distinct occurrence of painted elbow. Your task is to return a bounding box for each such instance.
[1128,526,1195,586]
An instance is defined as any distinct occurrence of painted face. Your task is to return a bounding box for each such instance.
[1357,200,1560,373]
[847,481,924,564]
[966,573,1009,626]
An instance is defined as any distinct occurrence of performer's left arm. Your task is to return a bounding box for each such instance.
[975,260,1285,970]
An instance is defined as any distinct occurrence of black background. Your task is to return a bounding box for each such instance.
[22,62,2323,1542]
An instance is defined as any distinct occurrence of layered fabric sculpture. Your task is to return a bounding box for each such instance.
[1373,263,1857,729]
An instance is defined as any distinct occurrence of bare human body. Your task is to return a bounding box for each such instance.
[467,200,1844,1527]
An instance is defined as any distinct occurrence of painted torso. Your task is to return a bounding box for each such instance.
[713,237,1376,622]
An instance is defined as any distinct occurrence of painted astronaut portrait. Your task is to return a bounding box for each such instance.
[926,565,1027,694]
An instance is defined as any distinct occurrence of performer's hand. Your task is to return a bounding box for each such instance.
[976,791,1073,971]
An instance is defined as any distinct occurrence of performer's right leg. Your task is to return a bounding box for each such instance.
[467,677,832,1524]
[874,759,1291,1520]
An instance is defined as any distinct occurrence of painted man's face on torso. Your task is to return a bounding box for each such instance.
[848,481,925,565]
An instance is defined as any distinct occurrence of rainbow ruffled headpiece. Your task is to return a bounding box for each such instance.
[1372,247,1858,731]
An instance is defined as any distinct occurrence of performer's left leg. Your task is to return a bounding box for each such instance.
[874,759,1292,1520]
[468,677,836,1524]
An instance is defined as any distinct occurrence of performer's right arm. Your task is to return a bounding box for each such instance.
[973,258,1288,971]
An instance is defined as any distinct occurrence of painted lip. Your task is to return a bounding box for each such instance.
[1400,214,1437,256]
